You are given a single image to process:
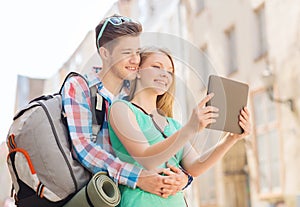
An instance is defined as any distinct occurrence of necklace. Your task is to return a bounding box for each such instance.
[131,102,168,138]
[131,102,179,166]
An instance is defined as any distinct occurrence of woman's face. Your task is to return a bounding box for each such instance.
[138,52,174,95]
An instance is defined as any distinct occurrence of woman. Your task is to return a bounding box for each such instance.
[108,47,251,206]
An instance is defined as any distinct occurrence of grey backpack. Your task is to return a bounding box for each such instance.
[6,72,105,207]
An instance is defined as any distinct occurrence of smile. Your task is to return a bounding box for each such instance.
[125,66,138,71]
[154,79,168,87]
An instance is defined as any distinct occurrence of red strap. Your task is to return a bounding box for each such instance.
[104,99,109,118]
[7,134,17,150]
[7,148,36,174]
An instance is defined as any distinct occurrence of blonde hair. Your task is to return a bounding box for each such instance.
[127,46,175,117]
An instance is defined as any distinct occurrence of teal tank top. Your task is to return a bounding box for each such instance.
[108,100,186,207]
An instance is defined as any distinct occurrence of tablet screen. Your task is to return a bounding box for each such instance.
[206,75,249,134]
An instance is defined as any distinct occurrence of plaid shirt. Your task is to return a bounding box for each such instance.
[61,68,141,188]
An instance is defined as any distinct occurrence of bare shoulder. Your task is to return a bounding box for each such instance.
[110,100,134,121]
[111,100,131,112]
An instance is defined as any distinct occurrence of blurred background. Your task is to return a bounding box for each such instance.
[1,0,300,206]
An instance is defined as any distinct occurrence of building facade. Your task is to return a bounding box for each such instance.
[178,0,300,206]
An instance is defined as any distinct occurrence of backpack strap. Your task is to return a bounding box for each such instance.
[90,86,106,142]
[59,72,105,142]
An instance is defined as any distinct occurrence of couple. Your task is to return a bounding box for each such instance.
[62,14,251,206]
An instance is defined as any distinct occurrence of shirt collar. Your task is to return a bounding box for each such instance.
[84,67,129,104]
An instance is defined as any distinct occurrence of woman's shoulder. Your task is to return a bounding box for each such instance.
[110,100,137,112]
[111,99,131,107]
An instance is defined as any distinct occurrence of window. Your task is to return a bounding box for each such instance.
[254,5,268,59]
[225,26,238,74]
[253,91,282,194]
[195,0,205,14]
[200,45,210,85]
[17,75,30,109]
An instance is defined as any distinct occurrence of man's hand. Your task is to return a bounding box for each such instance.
[166,164,189,191]
[136,169,179,198]
[136,166,189,198]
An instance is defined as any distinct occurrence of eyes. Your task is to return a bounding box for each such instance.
[121,50,140,56]
[151,65,173,75]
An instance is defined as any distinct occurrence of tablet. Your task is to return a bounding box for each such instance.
[206,75,249,134]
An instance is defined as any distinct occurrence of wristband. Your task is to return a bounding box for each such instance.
[181,167,193,190]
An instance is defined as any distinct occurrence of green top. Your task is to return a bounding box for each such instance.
[108,100,186,207]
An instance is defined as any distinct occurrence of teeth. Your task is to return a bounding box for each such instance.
[126,66,137,71]
[155,80,167,86]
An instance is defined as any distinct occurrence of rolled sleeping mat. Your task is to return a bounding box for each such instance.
[64,172,121,207]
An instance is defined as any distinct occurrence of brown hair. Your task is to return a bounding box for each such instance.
[95,14,142,51]
[128,46,176,117]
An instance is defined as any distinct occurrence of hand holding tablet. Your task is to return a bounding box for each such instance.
[206,75,249,134]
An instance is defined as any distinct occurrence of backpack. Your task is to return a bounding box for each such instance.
[6,72,105,207]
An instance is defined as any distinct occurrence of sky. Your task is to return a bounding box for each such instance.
[0,0,117,143]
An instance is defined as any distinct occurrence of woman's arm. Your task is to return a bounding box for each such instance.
[109,93,218,170]
[180,134,237,177]
[109,101,195,170]
[181,107,251,177]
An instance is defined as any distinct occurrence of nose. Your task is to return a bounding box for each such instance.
[160,72,167,77]
[129,53,140,65]
[160,69,171,77]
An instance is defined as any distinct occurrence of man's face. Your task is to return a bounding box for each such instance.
[107,36,141,81]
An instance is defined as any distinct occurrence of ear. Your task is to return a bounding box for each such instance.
[99,47,110,60]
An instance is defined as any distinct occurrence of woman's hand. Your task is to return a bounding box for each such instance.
[229,107,251,140]
[186,93,219,133]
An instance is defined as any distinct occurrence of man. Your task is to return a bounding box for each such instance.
[61,14,192,197]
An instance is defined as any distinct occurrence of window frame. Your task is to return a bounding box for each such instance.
[195,0,205,15]
[251,89,284,200]
[253,4,268,61]
[224,25,238,75]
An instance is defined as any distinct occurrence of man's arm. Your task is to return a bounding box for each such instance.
[136,167,189,198]
[62,76,142,188]
[62,76,192,194]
